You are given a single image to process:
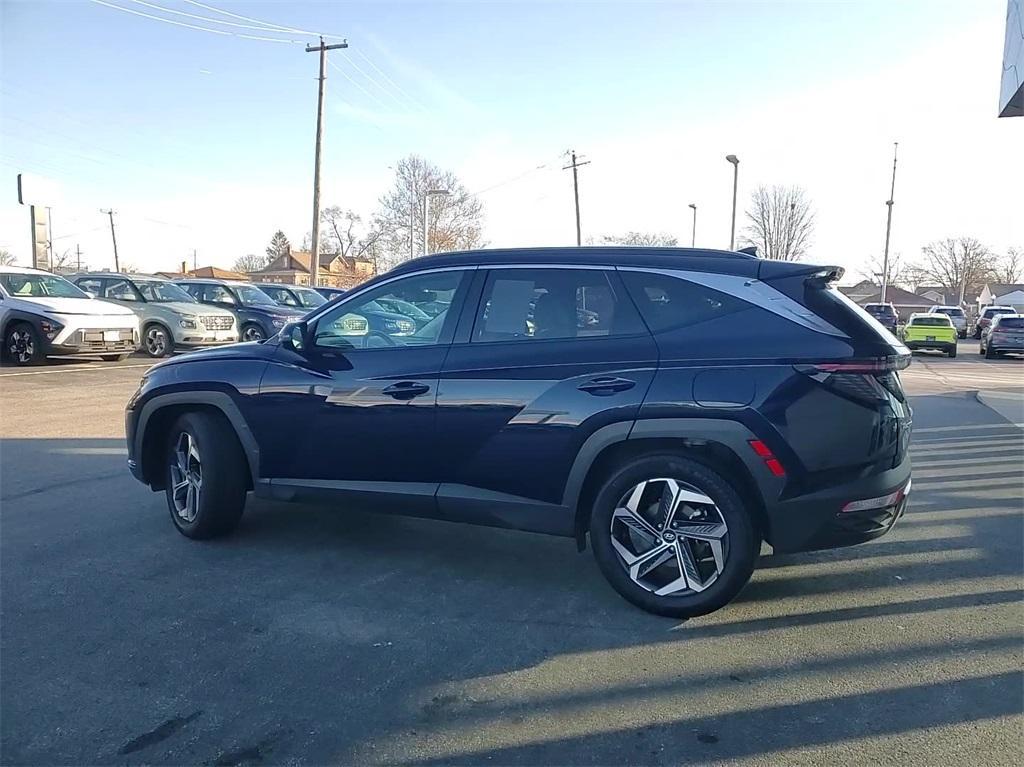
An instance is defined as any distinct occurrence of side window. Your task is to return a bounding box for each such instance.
[76,277,103,296]
[315,270,466,350]
[179,284,201,299]
[204,285,236,304]
[104,278,140,301]
[473,268,642,343]
[619,271,748,332]
[264,287,297,306]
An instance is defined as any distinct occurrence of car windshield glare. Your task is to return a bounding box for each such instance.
[0,273,89,299]
[134,280,197,303]
[295,288,326,308]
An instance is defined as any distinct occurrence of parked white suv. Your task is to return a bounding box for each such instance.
[0,266,139,365]
[926,305,967,338]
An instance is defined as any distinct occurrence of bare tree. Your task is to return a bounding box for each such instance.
[376,155,484,269]
[233,254,269,273]
[0,249,17,266]
[915,237,993,303]
[592,232,679,247]
[265,230,291,263]
[741,185,815,261]
[858,252,906,287]
[320,207,385,263]
[993,246,1023,283]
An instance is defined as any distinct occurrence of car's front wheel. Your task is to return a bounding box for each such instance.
[164,412,248,539]
[589,454,759,618]
[4,322,43,366]
[144,324,173,358]
[240,323,266,342]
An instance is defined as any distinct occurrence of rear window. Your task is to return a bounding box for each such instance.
[935,307,964,317]
[865,304,895,316]
[911,316,952,326]
[994,317,1023,329]
[619,271,748,332]
[984,308,1015,318]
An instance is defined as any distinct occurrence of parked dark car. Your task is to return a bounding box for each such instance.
[127,247,913,618]
[863,302,898,334]
[980,314,1024,358]
[254,283,328,311]
[174,279,306,342]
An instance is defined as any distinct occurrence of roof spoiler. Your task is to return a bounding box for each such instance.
[757,260,845,286]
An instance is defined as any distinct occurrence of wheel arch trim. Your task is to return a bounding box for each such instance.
[134,391,259,488]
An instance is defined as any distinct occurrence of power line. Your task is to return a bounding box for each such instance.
[182,0,346,39]
[123,0,313,36]
[88,0,303,43]
[343,56,415,112]
[328,58,391,112]
[353,49,427,112]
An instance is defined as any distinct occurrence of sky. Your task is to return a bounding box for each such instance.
[0,0,1020,283]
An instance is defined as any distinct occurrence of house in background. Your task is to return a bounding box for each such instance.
[156,265,251,281]
[253,250,374,289]
[977,283,1024,312]
[839,283,940,322]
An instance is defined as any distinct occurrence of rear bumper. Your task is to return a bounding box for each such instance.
[905,340,956,352]
[988,337,1024,353]
[766,459,912,553]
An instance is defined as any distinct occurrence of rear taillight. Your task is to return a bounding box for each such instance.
[794,355,910,375]
[748,440,785,477]
[841,479,911,513]
[795,358,907,403]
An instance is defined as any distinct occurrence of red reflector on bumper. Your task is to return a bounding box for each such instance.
[765,458,786,477]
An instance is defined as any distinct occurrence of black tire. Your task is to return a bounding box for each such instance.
[974,329,982,339]
[143,324,173,358]
[985,343,999,359]
[948,346,957,358]
[163,411,248,539]
[101,353,132,362]
[240,323,266,342]
[3,322,43,366]
[589,454,759,618]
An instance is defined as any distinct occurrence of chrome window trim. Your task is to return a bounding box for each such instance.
[616,266,848,338]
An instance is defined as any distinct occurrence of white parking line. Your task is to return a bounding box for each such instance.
[0,363,153,378]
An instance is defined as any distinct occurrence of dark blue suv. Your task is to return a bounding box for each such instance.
[175,278,306,342]
[126,248,913,617]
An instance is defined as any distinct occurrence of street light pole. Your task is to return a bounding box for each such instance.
[688,203,697,247]
[423,189,450,255]
[726,155,739,250]
[880,142,899,305]
[101,209,119,272]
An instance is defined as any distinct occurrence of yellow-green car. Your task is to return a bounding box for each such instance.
[901,312,958,357]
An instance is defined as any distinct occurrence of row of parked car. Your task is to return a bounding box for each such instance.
[861,300,1023,358]
[0,265,446,365]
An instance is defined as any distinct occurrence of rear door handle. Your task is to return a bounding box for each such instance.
[382,381,431,400]
[578,376,636,395]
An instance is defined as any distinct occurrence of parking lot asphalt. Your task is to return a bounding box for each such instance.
[1,343,1022,766]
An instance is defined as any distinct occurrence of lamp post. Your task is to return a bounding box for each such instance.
[423,189,450,255]
[725,155,739,250]
[688,203,697,247]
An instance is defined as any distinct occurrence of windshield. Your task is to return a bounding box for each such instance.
[935,307,964,317]
[294,287,326,308]
[234,285,279,307]
[0,272,89,299]
[911,316,951,326]
[134,280,196,303]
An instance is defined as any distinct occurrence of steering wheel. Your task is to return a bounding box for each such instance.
[364,330,398,348]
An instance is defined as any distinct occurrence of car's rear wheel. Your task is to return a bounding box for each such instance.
[985,343,1000,359]
[144,324,173,358]
[4,322,43,366]
[164,412,248,539]
[241,323,265,342]
[589,454,759,618]
[948,345,957,358]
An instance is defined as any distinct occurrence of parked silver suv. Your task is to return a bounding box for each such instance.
[72,273,237,357]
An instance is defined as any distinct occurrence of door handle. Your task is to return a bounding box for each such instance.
[578,376,636,395]
[382,381,431,400]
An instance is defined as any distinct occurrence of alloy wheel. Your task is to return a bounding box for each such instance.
[8,329,35,364]
[609,478,729,595]
[145,327,167,356]
[169,431,202,523]
[242,325,265,342]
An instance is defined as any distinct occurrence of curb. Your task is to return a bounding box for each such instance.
[974,389,1024,425]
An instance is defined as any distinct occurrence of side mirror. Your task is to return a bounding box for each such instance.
[284,321,309,353]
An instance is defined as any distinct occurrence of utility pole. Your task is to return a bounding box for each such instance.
[880,142,899,305]
[101,209,119,272]
[76,244,82,271]
[46,207,54,267]
[688,203,697,247]
[305,35,348,288]
[192,248,198,271]
[562,150,590,246]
